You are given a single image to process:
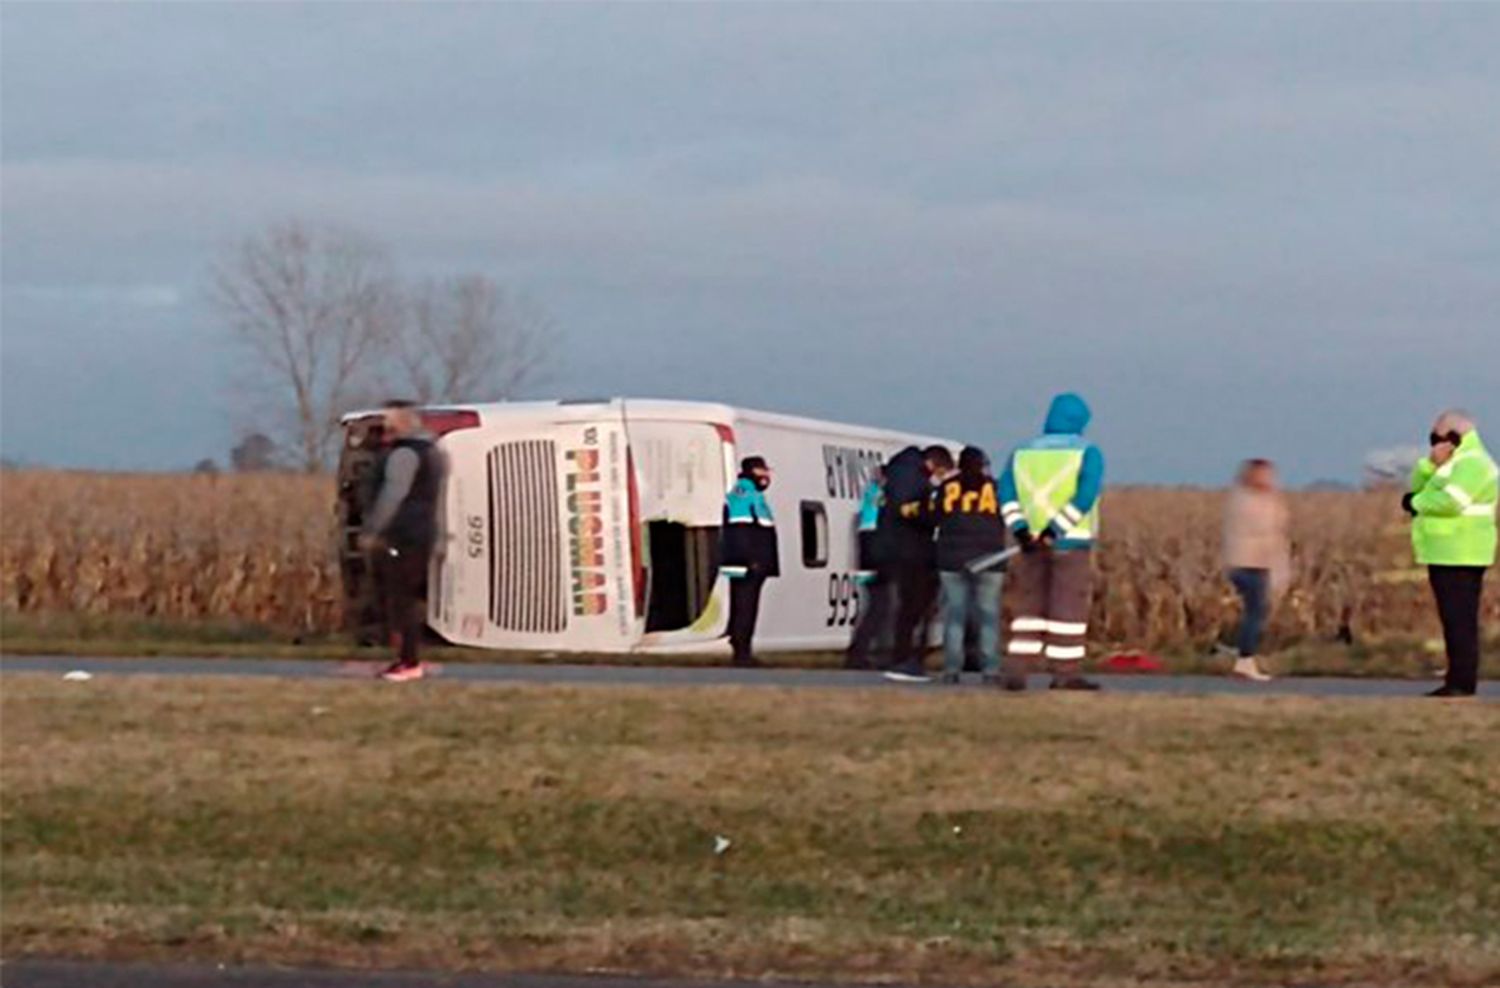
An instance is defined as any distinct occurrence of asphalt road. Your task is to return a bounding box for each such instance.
[0,653,1477,699]
[3,960,812,988]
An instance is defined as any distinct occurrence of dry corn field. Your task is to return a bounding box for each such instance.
[1,470,1492,648]
[2,472,340,635]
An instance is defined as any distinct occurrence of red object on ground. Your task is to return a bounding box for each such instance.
[1099,651,1166,674]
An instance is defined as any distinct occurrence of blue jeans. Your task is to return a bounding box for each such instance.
[1228,568,1269,657]
[939,570,1004,675]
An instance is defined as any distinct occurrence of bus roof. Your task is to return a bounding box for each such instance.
[341,397,954,447]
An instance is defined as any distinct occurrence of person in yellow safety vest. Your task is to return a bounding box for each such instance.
[1402,410,1497,697]
[998,393,1104,691]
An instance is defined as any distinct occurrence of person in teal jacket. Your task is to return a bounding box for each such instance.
[845,466,892,669]
[998,393,1106,691]
[720,456,779,667]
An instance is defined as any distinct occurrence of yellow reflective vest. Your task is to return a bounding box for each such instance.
[1410,430,1498,567]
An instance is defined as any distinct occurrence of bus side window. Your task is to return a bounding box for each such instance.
[800,501,828,569]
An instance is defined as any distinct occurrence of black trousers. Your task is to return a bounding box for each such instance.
[376,543,430,665]
[847,568,895,667]
[892,565,938,668]
[1429,565,1487,694]
[729,573,767,664]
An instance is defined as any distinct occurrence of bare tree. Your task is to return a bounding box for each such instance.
[393,274,553,405]
[211,220,400,472]
[1363,445,1423,490]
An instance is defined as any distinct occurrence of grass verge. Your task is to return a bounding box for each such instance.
[2,676,1497,986]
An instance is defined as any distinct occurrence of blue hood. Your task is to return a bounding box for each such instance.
[1043,393,1091,435]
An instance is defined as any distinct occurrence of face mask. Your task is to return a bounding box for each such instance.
[753,474,771,491]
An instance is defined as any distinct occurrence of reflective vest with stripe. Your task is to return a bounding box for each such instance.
[1014,446,1098,545]
[852,480,884,584]
[857,480,883,533]
[1410,431,1498,567]
[721,478,780,579]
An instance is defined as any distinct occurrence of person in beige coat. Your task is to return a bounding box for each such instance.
[1221,459,1291,681]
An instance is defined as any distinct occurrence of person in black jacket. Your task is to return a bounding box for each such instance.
[883,444,953,682]
[931,446,1008,685]
[719,456,780,667]
[358,401,445,682]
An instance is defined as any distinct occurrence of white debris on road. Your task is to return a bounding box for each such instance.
[713,835,732,855]
[62,670,94,682]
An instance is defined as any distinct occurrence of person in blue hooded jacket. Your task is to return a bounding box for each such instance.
[998,393,1105,691]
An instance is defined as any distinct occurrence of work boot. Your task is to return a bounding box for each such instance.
[1001,674,1028,692]
[1426,684,1474,698]
[1049,675,1101,691]
[732,655,764,669]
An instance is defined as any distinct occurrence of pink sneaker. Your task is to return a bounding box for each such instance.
[379,662,426,682]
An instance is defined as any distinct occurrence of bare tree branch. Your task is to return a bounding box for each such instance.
[389,274,555,405]
[210,220,399,473]
[212,221,558,469]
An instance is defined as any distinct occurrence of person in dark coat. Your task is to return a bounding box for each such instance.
[883,445,953,682]
[720,456,779,667]
[358,400,444,682]
[931,446,1008,685]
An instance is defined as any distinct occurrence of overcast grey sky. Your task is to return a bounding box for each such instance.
[3,3,1497,482]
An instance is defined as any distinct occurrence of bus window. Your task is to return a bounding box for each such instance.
[800,501,828,568]
[336,414,388,645]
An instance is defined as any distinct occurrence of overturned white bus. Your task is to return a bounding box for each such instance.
[338,399,954,654]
